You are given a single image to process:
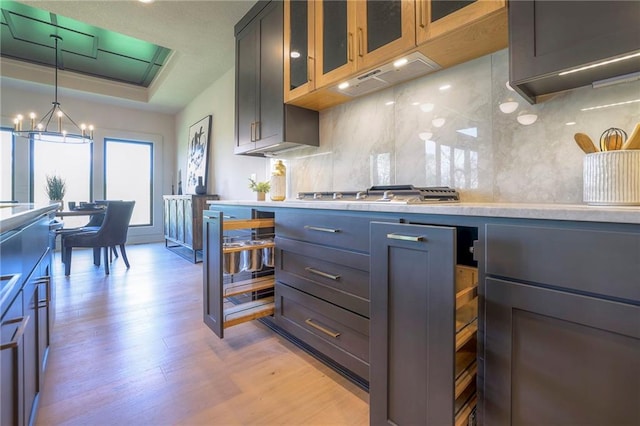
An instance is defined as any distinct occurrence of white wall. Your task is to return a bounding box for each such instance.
[0,83,175,243]
[175,67,269,201]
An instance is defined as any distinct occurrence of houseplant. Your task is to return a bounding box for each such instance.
[45,174,66,210]
[248,178,270,201]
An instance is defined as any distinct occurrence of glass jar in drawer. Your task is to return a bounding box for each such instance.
[276,210,398,253]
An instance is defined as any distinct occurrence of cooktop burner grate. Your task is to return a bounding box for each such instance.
[295,185,459,204]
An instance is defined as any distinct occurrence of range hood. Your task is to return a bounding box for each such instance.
[330,51,441,98]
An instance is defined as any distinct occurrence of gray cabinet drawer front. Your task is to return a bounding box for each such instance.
[486,223,640,301]
[275,282,369,380]
[276,237,369,317]
[276,210,397,253]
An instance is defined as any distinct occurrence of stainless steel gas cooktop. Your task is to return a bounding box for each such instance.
[295,185,460,204]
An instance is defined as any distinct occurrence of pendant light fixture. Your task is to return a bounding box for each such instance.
[13,34,94,144]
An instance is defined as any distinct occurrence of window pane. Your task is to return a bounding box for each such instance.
[32,136,92,227]
[1,129,13,201]
[105,139,152,226]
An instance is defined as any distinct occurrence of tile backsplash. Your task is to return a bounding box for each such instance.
[279,49,640,203]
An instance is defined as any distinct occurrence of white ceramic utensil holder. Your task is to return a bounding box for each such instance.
[583,151,640,205]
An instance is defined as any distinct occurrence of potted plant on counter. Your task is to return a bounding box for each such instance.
[248,178,270,201]
[46,174,66,210]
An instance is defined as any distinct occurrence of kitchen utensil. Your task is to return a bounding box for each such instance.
[573,133,599,154]
[240,240,265,272]
[223,242,244,275]
[599,127,627,151]
[621,122,640,150]
[262,239,275,267]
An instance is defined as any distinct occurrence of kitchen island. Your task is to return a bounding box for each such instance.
[1,203,58,426]
[204,200,639,425]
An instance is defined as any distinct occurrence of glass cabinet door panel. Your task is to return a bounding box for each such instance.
[289,0,309,90]
[430,0,476,23]
[322,0,349,74]
[366,0,402,53]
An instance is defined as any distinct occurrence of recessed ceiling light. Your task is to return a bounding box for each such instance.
[338,82,349,90]
[565,121,577,126]
[419,103,434,112]
[499,100,519,114]
[439,84,451,91]
[418,131,433,141]
[411,102,420,106]
[393,58,408,68]
[385,101,395,106]
[139,0,155,3]
[517,112,538,125]
[432,117,446,128]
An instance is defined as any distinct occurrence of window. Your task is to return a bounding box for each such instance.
[105,138,153,226]
[31,135,92,205]
[0,128,14,201]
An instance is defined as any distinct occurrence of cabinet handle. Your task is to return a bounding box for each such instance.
[387,233,426,242]
[304,225,340,233]
[250,122,256,142]
[419,0,426,28]
[308,56,313,82]
[256,121,261,141]
[358,27,364,57]
[305,267,340,281]
[38,300,48,309]
[0,316,29,350]
[348,32,354,62]
[305,318,341,338]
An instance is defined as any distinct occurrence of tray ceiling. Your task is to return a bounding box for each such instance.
[1,0,171,87]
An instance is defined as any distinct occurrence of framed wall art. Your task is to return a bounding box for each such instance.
[185,115,211,194]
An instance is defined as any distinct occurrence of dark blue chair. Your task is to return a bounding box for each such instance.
[63,201,135,276]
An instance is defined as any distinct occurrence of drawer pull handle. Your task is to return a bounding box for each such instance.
[305,267,340,281]
[0,316,29,350]
[305,318,341,338]
[304,225,340,233]
[387,233,425,242]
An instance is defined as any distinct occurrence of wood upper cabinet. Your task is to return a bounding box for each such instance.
[314,0,416,89]
[284,0,315,102]
[416,0,505,44]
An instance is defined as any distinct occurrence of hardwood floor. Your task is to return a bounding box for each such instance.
[36,243,369,425]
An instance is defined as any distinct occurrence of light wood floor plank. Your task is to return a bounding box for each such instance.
[36,243,369,425]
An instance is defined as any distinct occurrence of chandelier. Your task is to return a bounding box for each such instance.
[13,35,94,144]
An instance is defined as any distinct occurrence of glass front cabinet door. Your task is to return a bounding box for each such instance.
[284,0,315,102]
[416,0,505,43]
[314,0,416,89]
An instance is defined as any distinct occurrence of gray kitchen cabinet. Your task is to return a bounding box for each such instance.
[234,0,318,156]
[163,195,218,263]
[484,222,640,424]
[1,213,53,426]
[370,221,479,425]
[274,210,399,384]
[203,207,276,338]
[509,0,640,103]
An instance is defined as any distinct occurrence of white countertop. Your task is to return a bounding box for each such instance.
[206,200,640,224]
[0,203,59,233]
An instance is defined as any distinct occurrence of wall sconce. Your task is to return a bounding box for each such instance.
[516,111,538,125]
[499,100,519,114]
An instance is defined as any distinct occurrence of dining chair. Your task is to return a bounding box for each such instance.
[63,201,135,276]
